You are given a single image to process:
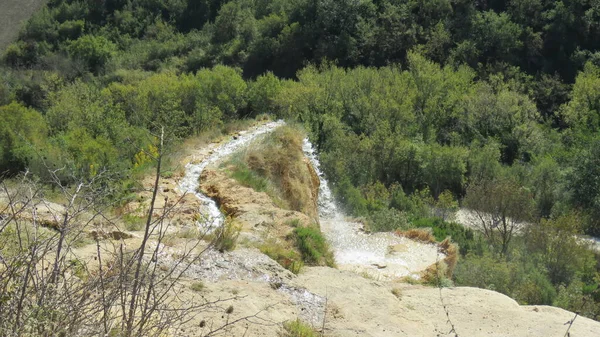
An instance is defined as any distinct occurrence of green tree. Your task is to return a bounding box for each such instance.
[422,144,468,197]
[470,11,523,64]
[0,102,48,174]
[68,35,116,72]
[529,156,560,218]
[247,71,282,115]
[196,65,248,121]
[464,176,535,256]
[525,214,596,285]
[568,137,600,235]
[435,190,459,221]
[561,62,600,132]
[46,80,126,140]
[468,140,502,182]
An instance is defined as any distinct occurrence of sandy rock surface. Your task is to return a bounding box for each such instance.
[200,168,316,241]
[172,265,600,337]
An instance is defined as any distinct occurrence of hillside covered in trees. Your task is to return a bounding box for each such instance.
[1,0,600,325]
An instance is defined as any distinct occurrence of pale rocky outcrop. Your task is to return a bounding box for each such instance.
[200,167,315,241]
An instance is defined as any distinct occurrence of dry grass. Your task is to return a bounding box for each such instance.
[396,228,437,244]
[391,287,402,299]
[439,238,458,277]
[420,260,448,285]
[228,125,319,218]
[420,237,459,284]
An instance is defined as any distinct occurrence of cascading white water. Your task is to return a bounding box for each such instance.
[178,120,285,231]
[302,139,441,279]
[178,120,440,279]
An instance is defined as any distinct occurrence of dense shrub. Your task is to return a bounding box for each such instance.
[293,226,335,267]
[0,102,48,174]
[68,35,116,72]
[366,207,409,232]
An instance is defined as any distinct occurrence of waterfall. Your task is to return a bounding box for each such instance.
[302,138,441,279]
[178,120,285,231]
[179,120,440,279]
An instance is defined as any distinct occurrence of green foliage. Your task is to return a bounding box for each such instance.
[259,239,304,274]
[68,35,116,72]
[247,71,281,115]
[470,11,523,64]
[0,102,48,174]
[228,159,269,192]
[453,254,514,296]
[282,319,318,337]
[293,226,334,267]
[2,0,600,321]
[412,218,477,256]
[562,62,600,132]
[58,20,85,40]
[525,214,596,285]
[422,144,468,198]
[195,65,247,121]
[366,207,409,232]
[553,278,600,319]
[567,138,600,235]
[123,214,146,231]
[434,190,459,221]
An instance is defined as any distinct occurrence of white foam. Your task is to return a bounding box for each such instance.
[302,139,441,279]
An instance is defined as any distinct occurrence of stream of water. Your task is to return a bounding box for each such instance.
[302,139,440,279]
[179,121,439,279]
[178,120,285,231]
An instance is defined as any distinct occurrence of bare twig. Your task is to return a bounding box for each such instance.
[563,312,578,337]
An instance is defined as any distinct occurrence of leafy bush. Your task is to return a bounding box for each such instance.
[58,20,84,40]
[335,178,368,215]
[454,253,559,306]
[412,217,477,256]
[68,35,116,72]
[366,207,410,232]
[0,102,48,174]
[512,268,556,305]
[453,254,514,294]
[123,214,145,231]
[293,226,335,267]
[553,278,600,319]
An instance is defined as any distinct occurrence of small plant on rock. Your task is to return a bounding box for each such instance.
[260,239,304,274]
[213,217,241,252]
[281,319,319,337]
